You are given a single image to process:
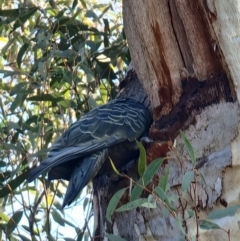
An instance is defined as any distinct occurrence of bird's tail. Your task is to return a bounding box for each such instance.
[62,149,107,208]
[28,145,103,183]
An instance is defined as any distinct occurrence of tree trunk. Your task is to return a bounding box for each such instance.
[94,1,240,240]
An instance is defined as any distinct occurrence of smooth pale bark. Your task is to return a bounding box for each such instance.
[94,1,240,240]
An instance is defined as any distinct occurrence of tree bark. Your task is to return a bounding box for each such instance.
[94,1,240,240]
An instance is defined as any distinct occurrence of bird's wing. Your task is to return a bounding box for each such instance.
[28,98,152,182]
[62,149,108,208]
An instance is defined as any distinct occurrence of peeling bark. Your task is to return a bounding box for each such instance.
[94,0,240,240]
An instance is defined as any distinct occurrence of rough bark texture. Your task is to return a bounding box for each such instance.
[93,1,240,240]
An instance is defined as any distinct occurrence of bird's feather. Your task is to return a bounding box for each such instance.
[28,98,152,183]
[62,150,107,207]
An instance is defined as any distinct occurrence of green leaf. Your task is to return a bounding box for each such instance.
[21,225,31,233]
[116,198,148,212]
[0,69,22,77]
[199,220,221,230]
[10,82,28,95]
[109,158,121,176]
[76,231,84,241]
[51,210,65,227]
[55,9,66,19]
[136,140,146,177]
[64,219,77,228]
[38,61,46,79]
[141,201,156,209]
[207,205,240,220]
[131,158,164,201]
[1,38,15,55]
[98,6,112,21]
[199,172,207,187]
[27,94,64,102]
[0,98,5,117]
[168,194,179,204]
[13,7,38,31]
[0,171,12,182]
[130,179,144,202]
[0,212,10,222]
[79,63,95,76]
[28,148,50,158]
[154,186,175,211]
[158,166,170,191]
[1,16,19,25]
[116,197,157,211]
[84,234,89,241]
[0,9,19,17]
[0,168,30,198]
[17,43,29,68]
[106,188,127,223]
[6,211,23,237]
[141,195,157,209]
[53,200,62,210]
[85,10,98,21]
[83,197,90,211]
[181,171,194,191]
[2,143,23,153]
[10,94,25,113]
[0,161,7,167]
[53,49,76,58]
[8,121,20,130]
[18,234,31,241]
[72,0,78,10]
[180,130,196,165]
[64,238,76,241]
[105,233,127,241]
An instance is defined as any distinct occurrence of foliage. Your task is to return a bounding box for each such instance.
[0,0,128,240]
[106,132,240,241]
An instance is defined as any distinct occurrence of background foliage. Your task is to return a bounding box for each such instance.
[0,0,128,240]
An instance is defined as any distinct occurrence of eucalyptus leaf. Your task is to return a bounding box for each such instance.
[158,166,170,191]
[207,205,240,220]
[6,211,23,237]
[116,198,148,212]
[137,140,146,177]
[155,186,175,211]
[109,158,121,176]
[17,43,29,68]
[199,220,221,230]
[0,168,30,198]
[131,158,164,201]
[13,7,38,31]
[18,234,31,241]
[105,233,127,241]
[0,9,19,17]
[180,131,196,165]
[85,10,98,21]
[51,210,65,227]
[106,188,127,223]
[181,171,194,192]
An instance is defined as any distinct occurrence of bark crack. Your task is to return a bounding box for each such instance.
[168,0,186,68]
[150,73,233,141]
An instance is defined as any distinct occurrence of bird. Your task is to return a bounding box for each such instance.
[28,73,152,208]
